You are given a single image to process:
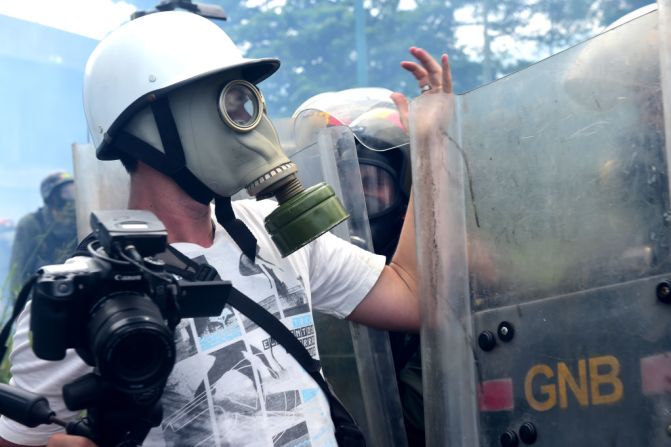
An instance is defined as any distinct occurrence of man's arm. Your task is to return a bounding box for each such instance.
[0,433,96,447]
[347,47,453,332]
[0,438,36,447]
[347,194,419,331]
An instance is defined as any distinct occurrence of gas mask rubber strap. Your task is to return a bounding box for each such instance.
[148,97,219,204]
[214,195,258,262]
[150,98,186,166]
[113,131,214,205]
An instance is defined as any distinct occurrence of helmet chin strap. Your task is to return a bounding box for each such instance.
[112,97,258,261]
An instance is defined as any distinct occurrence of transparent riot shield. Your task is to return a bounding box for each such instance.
[412,7,671,447]
[72,143,130,241]
[288,126,408,447]
[662,0,671,166]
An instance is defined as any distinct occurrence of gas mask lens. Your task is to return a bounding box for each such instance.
[218,80,264,132]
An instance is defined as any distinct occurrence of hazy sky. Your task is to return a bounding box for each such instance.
[0,0,137,39]
[0,0,567,65]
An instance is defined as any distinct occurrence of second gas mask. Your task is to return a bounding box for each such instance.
[123,73,348,257]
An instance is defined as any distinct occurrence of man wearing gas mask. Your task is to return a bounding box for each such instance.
[7,172,77,302]
[0,11,451,447]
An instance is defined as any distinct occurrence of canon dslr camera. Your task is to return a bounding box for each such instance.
[27,210,229,444]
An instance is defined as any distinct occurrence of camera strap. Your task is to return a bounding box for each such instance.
[0,275,38,362]
[159,246,366,447]
[226,288,366,447]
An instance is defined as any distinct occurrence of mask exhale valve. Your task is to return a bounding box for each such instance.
[261,174,349,257]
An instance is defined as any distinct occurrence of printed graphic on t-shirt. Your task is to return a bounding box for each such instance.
[156,238,337,447]
[193,306,242,351]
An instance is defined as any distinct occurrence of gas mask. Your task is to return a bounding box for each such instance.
[123,74,348,257]
[83,11,347,259]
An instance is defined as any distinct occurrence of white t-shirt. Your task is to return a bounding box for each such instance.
[0,199,385,446]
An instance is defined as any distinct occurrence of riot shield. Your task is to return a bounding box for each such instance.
[288,126,408,447]
[72,143,130,241]
[412,8,671,447]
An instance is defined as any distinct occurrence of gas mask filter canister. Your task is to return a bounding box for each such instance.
[215,79,350,256]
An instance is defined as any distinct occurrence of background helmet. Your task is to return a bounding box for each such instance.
[40,172,74,203]
[83,11,280,160]
[292,87,411,257]
[292,87,409,152]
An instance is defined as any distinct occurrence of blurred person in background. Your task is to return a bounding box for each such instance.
[7,172,77,301]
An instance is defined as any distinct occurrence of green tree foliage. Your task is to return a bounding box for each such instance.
[451,0,654,83]
[220,0,482,116]
[212,0,653,117]
[514,0,653,59]
[365,1,482,94]
[228,1,364,116]
[0,339,11,384]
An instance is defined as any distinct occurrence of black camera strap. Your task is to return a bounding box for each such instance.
[0,275,38,362]
[159,246,366,447]
[226,289,366,447]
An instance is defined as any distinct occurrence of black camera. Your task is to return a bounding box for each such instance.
[27,210,230,444]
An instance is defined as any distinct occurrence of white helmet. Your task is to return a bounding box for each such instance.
[84,11,279,160]
[292,87,408,152]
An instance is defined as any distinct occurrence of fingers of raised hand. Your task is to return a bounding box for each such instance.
[409,47,443,88]
[390,92,410,132]
[402,47,453,95]
[441,54,453,94]
[400,60,429,86]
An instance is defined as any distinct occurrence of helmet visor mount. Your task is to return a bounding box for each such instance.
[292,105,409,152]
[218,80,264,132]
[349,106,409,152]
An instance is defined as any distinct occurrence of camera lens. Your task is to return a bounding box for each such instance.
[109,329,166,382]
[88,292,175,392]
